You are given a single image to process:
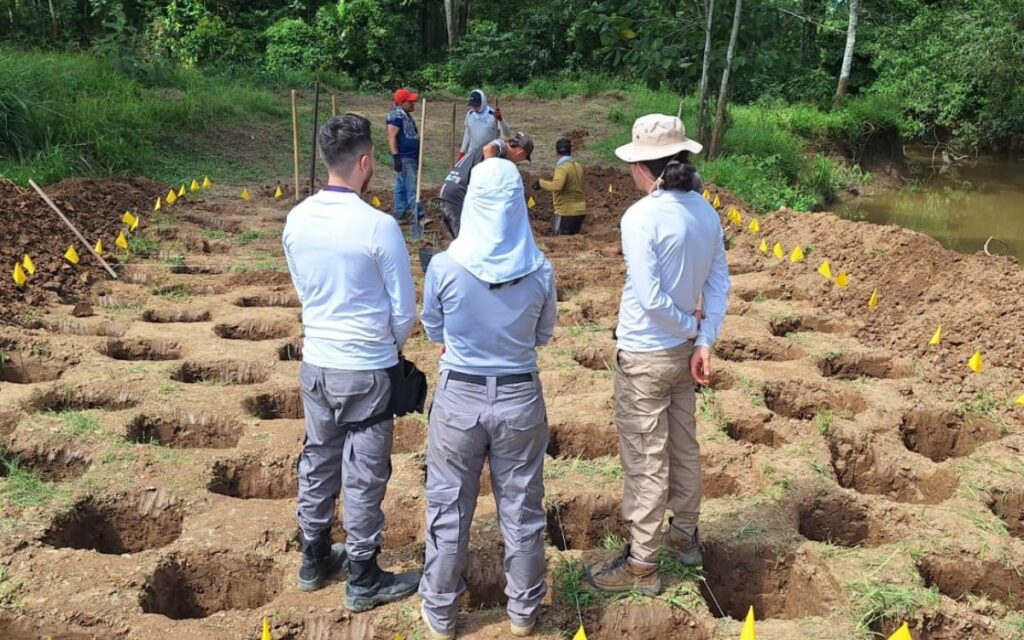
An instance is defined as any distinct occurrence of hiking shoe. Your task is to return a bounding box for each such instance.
[420,602,456,640]
[345,551,421,612]
[586,546,662,596]
[662,525,703,566]
[510,620,535,637]
[297,531,347,592]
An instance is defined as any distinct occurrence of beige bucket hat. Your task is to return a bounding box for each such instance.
[615,114,703,162]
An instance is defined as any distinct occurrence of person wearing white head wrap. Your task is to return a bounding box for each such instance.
[460,89,510,157]
[419,157,556,639]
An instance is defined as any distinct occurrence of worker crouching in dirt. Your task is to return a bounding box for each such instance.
[438,131,534,240]
[282,114,421,611]
[531,137,587,236]
[587,114,730,595]
[419,158,557,639]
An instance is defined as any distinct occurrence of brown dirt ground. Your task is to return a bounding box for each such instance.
[1,153,1023,638]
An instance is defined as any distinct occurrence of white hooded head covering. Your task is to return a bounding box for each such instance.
[446,159,545,285]
[467,89,491,120]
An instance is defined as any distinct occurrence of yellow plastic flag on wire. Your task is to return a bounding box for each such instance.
[929,326,942,346]
[178,185,186,197]
[22,255,35,275]
[190,179,200,192]
[115,232,129,250]
[166,189,177,204]
[886,622,913,640]
[13,262,26,285]
[790,245,805,263]
[868,289,879,310]
[968,351,983,373]
[241,188,251,201]
[740,606,757,640]
[154,197,161,211]
[759,239,768,255]
[571,625,588,640]
[817,260,832,279]
[703,189,711,201]
[94,238,104,254]
[608,184,614,194]
[1014,393,1024,405]
[836,271,849,288]
[202,175,212,188]
[274,185,283,200]
[371,196,382,208]
[748,218,760,234]
[527,196,536,209]
[773,242,784,259]
[130,216,139,232]
[261,616,272,640]
[64,245,79,265]
[712,194,722,209]
[122,211,137,227]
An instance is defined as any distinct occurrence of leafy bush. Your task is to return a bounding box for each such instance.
[449,21,542,87]
[265,18,323,73]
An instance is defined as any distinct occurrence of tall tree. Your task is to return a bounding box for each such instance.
[834,0,861,107]
[444,0,470,47]
[696,0,715,144]
[709,0,741,160]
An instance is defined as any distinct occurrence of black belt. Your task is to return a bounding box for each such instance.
[447,371,534,386]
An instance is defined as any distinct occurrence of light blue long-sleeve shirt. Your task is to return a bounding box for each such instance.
[283,189,416,371]
[616,190,730,352]
[421,252,557,375]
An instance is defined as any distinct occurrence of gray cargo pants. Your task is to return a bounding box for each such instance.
[296,362,393,562]
[419,370,549,635]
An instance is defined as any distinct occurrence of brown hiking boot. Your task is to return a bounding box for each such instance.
[662,525,702,566]
[586,547,662,596]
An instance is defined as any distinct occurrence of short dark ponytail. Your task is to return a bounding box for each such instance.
[642,151,701,193]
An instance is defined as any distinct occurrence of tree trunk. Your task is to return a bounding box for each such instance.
[47,0,58,39]
[696,0,715,144]
[709,0,742,160]
[834,0,861,108]
[444,0,470,47]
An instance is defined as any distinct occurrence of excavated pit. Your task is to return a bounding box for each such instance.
[769,314,843,337]
[900,409,1001,463]
[45,318,128,337]
[715,337,804,362]
[0,411,19,436]
[243,389,304,419]
[818,352,910,379]
[918,553,1024,610]
[547,420,619,459]
[989,489,1024,538]
[235,292,300,308]
[700,542,841,620]
[126,411,242,448]
[763,379,867,420]
[171,360,270,385]
[546,493,626,550]
[1,446,90,482]
[0,353,67,384]
[278,338,302,361]
[798,492,888,547]
[207,453,298,499]
[140,552,279,619]
[701,449,765,499]
[214,319,295,341]
[42,490,182,554]
[27,385,143,412]
[169,264,224,275]
[724,413,782,448]
[572,346,611,371]
[142,308,211,323]
[588,603,713,639]
[97,338,182,361]
[829,437,958,504]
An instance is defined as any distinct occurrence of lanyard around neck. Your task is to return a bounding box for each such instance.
[322,185,356,194]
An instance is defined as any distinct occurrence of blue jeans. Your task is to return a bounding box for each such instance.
[393,157,425,220]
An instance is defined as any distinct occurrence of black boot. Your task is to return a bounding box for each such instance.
[298,531,347,592]
[345,549,421,612]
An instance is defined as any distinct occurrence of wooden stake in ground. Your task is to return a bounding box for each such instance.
[331,93,338,117]
[412,98,427,241]
[290,89,300,203]
[28,179,118,279]
[450,102,457,168]
[309,81,321,196]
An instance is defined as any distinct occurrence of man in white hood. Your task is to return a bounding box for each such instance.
[418,158,557,639]
[459,89,510,159]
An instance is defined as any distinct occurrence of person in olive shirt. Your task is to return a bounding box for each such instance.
[531,138,586,236]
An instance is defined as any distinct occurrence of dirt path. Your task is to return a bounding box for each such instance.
[1,154,1023,637]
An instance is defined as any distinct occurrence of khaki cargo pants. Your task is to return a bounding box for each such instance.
[613,343,700,562]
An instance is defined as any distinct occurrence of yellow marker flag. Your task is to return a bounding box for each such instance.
[94,239,104,254]
[886,622,913,640]
[712,194,722,209]
[759,239,768,255]
[608,184,614,193]
[178,185,186,197]
[835,271,849,288]
[64,245,80,265]
[968,351,983,373]
[122,211,137,227]
[115,232,129,250]
[274,185,283,200]
[748,218,760,234]
[261,616,272,640]
[190,179,200,192]
[202,175,212,188]
[130,216,139,232]
[371,196,382,208]
[1014,393,1024,405]
[817,260,832,279]
[241,188,251,201]
[740,606,757,640]
[773,242,784,259]
[702,189,711,201]
[13,262,26,285]
[929,326,942,346]
[868,289,879,310]
[166,189,177,204]
[154,197,162,211]
[22,254,35,275]
[528,196,536,208]
[790,245,805,263]
[571,625,588,640]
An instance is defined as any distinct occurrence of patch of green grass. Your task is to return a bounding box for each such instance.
[0,457,60,508]
[814,410,835,436]
[810,460,831,479]
[47,410,101,436]
[600,533,627,551]
[236,229,267,244]
[127,235,159,256]
[753,478,793,505]
[849,580,939,636]
[564,323,603,338]
[544,455,623,485]
[785,331,811,348]
[749,392,765,407]
[952,508,1010,536]
[753,293,768,303]
[0,567,23,612]
[552,558,596,609]
[200,229,230,240]
[698,388,726,432]
[1002,613,1024,639]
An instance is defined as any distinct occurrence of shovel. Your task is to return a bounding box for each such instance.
[411,98,427,241]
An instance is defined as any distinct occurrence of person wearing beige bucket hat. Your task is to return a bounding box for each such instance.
[587,114,730,596]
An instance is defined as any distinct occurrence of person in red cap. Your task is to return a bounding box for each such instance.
[387,88,425,222]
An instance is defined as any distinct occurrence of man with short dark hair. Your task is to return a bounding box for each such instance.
[438,132,534,239]
[531,138,587,236]
[388,88,425,223]
[283,113,420,612]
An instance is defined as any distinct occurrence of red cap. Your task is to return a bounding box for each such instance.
[394,88,418,104]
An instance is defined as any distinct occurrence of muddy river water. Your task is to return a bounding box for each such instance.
[837,149,1024,263]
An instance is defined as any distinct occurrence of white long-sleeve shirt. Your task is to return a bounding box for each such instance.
[616,190,730,352]
[283,189,416,371]
[461,109,510,155]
